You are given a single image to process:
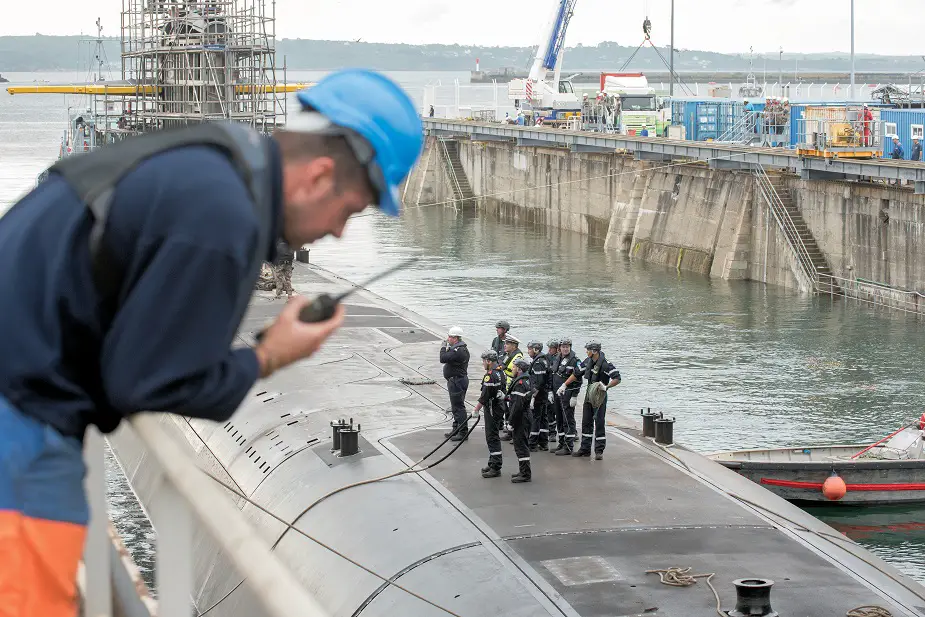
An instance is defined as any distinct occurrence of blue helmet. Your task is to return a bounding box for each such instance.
[294,69,423,217]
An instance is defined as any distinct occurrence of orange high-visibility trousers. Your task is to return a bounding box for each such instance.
[0,398,88,617]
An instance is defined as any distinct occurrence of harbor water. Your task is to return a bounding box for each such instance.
[2,70,925,588]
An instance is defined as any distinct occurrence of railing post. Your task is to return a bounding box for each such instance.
[152,483,193,616]
[83,426,112,617]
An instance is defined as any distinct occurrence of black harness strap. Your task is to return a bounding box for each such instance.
[584,352,606,382]
[49,122,274,324]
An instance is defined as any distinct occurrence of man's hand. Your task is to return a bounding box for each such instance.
[556,384,566,397]
[547,392,554,403]
[255,297,346,378]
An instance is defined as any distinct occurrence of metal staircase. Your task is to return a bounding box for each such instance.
[717,111,758,144]
[437,138,476,209]
[754,165,838,294]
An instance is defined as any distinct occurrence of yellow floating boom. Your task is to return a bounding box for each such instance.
[7,83,312,96]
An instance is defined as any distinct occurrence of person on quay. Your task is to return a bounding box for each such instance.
[0,68,423,617]
[562,341,621,460]
[508,357,534,483]
[526,340,550,451]
[552,337,582,455]
[892,137,905,160]
[499,334,523,441]
[491,320,511,355]
[472,350,506,478]
[273,238,295,299]
[439,326,470,441]
[544,339,561,447]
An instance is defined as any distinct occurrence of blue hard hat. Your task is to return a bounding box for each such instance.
[295,69,423,216]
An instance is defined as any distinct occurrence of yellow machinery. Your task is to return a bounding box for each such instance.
[7,83,312,96]
[797,108,879,159]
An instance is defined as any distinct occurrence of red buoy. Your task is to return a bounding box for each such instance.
[823,474,847,501]
[919,412,925,431]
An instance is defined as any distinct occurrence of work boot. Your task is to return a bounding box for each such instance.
[550,443,564,454]
[512,461,532,483]
[450,431,468,442]
[529,445,538,452]
[538,443,549,451]
[500,431,512,442]
[555,447,573,456]
[572,450,591,458]
[595,452,603,461]
[482,468,501,479]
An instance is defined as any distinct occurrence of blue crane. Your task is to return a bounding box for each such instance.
[528,0,579,83]
[542,0,578,72]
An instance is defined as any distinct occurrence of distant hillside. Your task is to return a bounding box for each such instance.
[2,34,924,73]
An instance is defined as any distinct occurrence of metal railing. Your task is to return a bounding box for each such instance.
[716,111,756,143]
[753,165,833,294]
[717,111,791,146]
[820,274,925,314]
[437,138,466,211]
[81,415,330,617]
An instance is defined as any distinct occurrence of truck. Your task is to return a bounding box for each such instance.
[600,72,660,135]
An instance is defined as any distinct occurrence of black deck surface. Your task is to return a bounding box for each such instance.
[392,427,888,617]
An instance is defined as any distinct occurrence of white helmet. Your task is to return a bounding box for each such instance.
[447,326,463,337]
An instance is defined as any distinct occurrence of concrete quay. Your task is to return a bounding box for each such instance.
[409,122,925,310]
[109,262,925,617]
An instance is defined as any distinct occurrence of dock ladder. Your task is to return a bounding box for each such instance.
[437,138,476,210]
[753,165,838,294]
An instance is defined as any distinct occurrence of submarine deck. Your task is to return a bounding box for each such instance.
[111,262,925,617]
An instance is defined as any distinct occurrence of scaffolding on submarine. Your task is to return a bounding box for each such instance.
[118,0,289,135]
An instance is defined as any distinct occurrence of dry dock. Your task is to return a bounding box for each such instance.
[109,261,925,617]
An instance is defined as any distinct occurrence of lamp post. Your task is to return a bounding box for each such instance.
[669,0,675,97]
[779,47,783,96]
[850,0,856,101]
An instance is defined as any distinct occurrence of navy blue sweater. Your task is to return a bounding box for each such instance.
[0,142,282,440]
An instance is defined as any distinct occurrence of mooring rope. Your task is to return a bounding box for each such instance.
[645,566,724,617]
[846,606,894,617]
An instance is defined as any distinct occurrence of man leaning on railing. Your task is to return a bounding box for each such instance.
[0,69,423,617]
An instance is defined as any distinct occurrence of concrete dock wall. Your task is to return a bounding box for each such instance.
[407,136,925,307]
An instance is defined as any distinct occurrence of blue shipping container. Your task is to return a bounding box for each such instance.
[789,105,805,148]
[670,100,743,141]
[880,109,925,160]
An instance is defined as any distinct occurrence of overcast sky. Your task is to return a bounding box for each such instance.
[2,0,923,56]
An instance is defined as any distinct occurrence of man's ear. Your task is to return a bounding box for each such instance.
[286,155,336,200]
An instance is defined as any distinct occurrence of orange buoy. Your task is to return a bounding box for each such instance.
[823,474,847,501]
[919,411,925,431]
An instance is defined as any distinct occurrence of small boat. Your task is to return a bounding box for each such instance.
[708,421,925,505]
